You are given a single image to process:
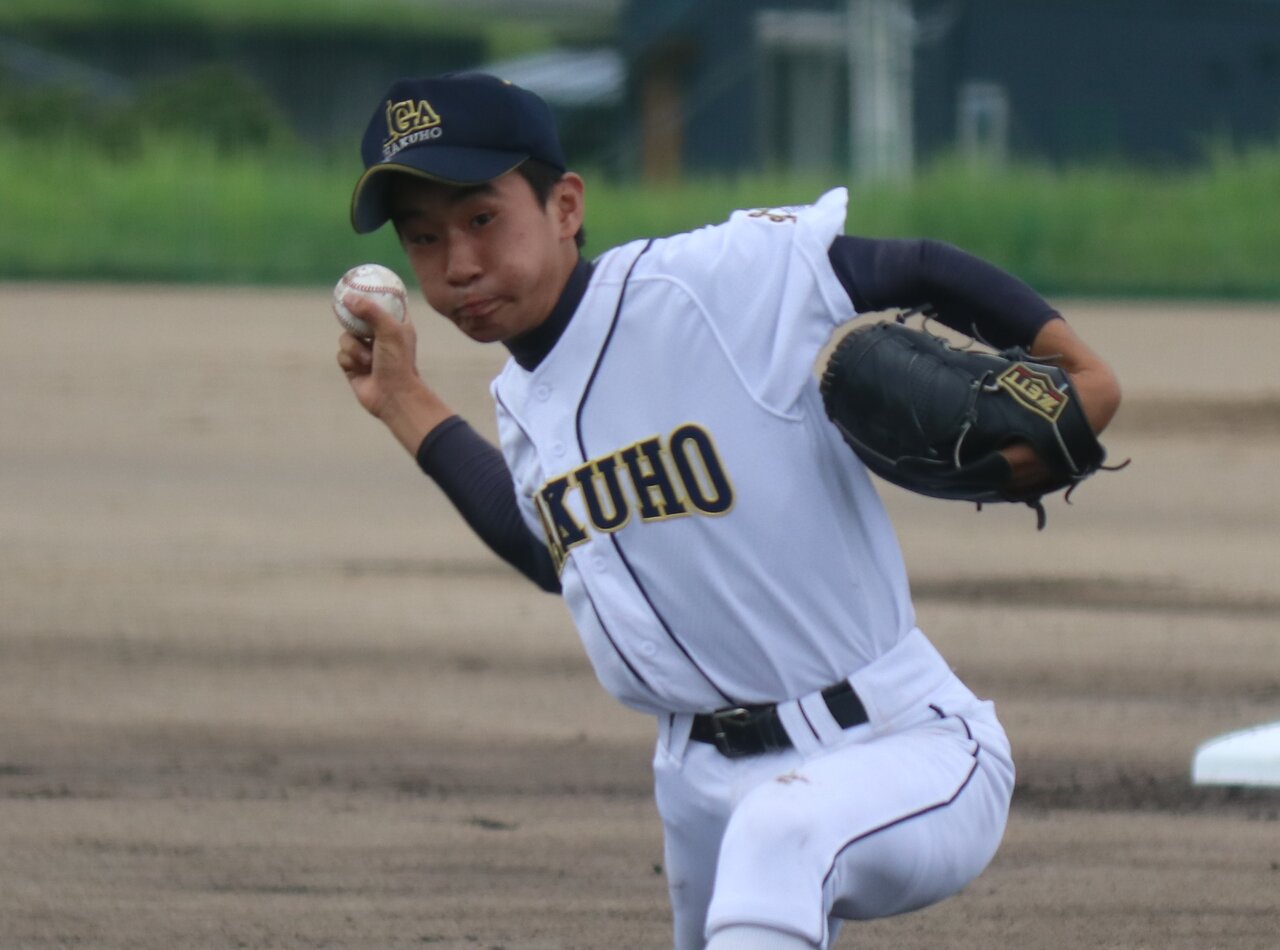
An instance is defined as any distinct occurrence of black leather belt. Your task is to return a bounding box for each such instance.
[689,681,868,759]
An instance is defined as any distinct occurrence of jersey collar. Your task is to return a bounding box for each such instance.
[505,256,594,371]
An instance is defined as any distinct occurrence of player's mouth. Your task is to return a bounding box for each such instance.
[454,297,501,325]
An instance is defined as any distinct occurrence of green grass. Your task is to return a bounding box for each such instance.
[0,0,576,54]
[0,138,392,284]
[851,150,1280,297]
[2,0,505,29]
[3,136,1279,298]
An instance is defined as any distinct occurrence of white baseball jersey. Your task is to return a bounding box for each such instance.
[492,188,917,714]
[489,188,1014,949]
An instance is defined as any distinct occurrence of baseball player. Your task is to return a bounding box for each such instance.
[337,73,1121,949]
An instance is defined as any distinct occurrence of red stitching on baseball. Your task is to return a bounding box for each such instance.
[341,273,407,303]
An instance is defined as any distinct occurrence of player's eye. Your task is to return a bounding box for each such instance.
[472,211,495,229]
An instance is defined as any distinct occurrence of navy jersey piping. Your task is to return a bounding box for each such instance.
[493,364,654,694]
[797,702,822,742]
[575,240,736,708]
[817,709,983,934]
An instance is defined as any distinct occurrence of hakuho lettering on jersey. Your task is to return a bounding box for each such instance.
[535,424,734,572]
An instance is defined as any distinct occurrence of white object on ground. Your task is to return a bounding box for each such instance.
[1191,720,1280,788]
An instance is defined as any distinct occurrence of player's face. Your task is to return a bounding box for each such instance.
[389,170,584,344]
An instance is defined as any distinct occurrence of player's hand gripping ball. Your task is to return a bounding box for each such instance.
[332,263,408,338]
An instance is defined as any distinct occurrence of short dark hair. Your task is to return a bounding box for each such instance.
[516,159,585,250]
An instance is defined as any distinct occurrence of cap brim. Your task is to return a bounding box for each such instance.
[349,147,529,233]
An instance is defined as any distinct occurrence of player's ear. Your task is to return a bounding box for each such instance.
[552,173,585,242]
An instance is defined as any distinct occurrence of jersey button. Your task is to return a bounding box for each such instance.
[552,440,566,457]
[592,556,607,572]
[638,641,657,658]
[534,384,552,401]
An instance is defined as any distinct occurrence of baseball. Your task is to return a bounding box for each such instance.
[332,263,408,338]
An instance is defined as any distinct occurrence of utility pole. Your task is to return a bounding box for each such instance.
[847,0,915,181]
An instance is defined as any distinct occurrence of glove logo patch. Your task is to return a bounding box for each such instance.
[996,363,1068,422]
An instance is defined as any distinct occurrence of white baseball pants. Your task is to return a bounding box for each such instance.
[652,635,1015,949]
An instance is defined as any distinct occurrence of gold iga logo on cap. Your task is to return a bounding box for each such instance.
[382,98,443,159]
[997,363,1069,421]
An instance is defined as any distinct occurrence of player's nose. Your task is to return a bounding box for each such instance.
[444,236,483,286]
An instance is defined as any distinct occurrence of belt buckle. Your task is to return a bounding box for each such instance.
[710,706,757,759]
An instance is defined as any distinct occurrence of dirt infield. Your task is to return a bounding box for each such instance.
[2,285,1278,949]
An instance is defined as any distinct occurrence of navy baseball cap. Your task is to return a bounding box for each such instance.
[350,72,566,233]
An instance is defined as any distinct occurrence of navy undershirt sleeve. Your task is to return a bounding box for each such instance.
[415,416,561,594]
[827,236,1060,350]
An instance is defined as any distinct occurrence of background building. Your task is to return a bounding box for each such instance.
[621,0,1280,179]
[5,1,1277,178]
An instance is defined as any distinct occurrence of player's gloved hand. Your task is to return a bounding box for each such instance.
[999,441,1059,497]
[1000,315,1122,496]
[821,313,1123,528]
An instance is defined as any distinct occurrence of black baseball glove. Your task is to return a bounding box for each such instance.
[820,315,1112,528]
